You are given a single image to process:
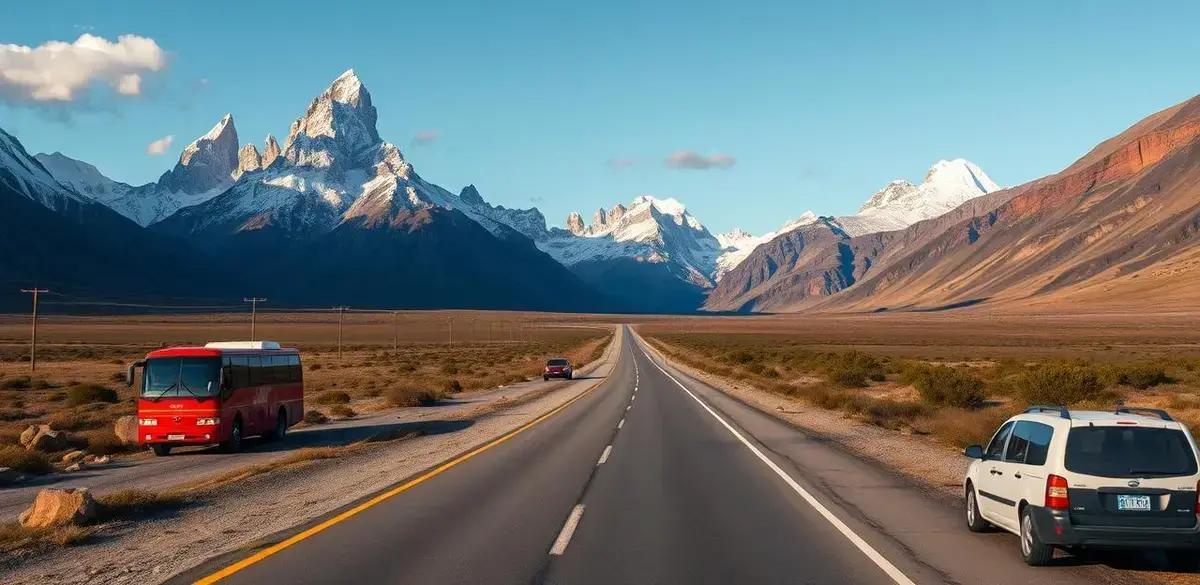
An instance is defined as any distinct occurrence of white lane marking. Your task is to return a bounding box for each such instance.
[618,418,625,429]
[597,445,613,465]
[631,394,636,402]
[549,504,586,555]
[626,405,631,411]
[639,347,917,585]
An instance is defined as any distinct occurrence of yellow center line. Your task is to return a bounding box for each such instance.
[193,377,606,584]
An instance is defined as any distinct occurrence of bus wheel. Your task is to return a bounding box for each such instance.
[272,408,288,441]
[151,444,172,457]
[223,418,243,453]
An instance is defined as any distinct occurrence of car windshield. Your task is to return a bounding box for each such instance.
[142,357,222,398]
[1065,426,1198,478]
[548,359,569,366]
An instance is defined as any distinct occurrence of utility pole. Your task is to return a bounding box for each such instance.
[243,297,266,341]
[392,311,399,352]
[333,307,348,359]
[20,288,48,373]
[448,316,454,346]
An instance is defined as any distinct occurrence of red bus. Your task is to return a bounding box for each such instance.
[126,341,303,456]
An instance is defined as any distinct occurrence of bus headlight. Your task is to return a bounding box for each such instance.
[196,417,220,426]
[138,418,158,426]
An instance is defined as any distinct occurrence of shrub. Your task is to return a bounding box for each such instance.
[47,410,105,432]
[441,362,459,375]
[66,384,119,406]
[329,404,356,418]
[444,379,463,393]
[81,430,134,456]
[820,351,884,388]
[97,489,187,520]
[309,363,323,371]
[1104,363,1170,390]
[386,385,442,407]
[1016,365,1107,405]
[303,410,329,424]
[925,407,1018,448]
[906,365,986,408]
[0,445,52,474]
[314,391,351,405]
[828,368,868,388]
[0,377,31,390]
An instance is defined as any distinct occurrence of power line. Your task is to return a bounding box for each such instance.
[19,288,49,373]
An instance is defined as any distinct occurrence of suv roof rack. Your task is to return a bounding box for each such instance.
[1115,407,1174,421]
[1025,405,1070,419]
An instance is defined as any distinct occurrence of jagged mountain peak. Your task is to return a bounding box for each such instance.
[459,184,484,204]
[283,69,382,169]
[922,158,999,193]
[262,134,282,168]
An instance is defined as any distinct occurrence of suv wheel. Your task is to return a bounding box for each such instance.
[1020,507,1054,566]
[965,485,989,532]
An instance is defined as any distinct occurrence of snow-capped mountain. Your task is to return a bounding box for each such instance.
[153,69,606,311]
[713,211,819,281]
[540,196,724,286]
[37,115,254,226]
[832,159,999,236]
[1,130,92,212]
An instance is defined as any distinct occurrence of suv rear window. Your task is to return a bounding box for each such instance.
[547,359,569,366]
[1065,427,1198,478]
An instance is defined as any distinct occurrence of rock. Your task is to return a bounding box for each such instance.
[19,425,39,448]
[65,462,85,472]
[261,134,281,168]
[62,450,86,465]
[84,454,111,465]
[27,426,69,453]
[235,143,262,178]
[114,415,139,445]
[18,488,98,528]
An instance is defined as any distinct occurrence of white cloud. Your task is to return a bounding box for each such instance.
[664,150,736,170]
[412,130,439,145]
[0,34,167,103]
[146,135,174,156]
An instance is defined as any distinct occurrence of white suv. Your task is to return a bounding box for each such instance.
[963,406,1200,566]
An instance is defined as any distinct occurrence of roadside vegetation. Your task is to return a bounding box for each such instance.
[0,321,610,472]
[645,332,1200,449]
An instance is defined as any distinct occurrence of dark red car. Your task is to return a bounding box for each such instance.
[543,358,574,381]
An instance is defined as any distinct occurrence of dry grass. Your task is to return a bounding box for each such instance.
[0,522,94,553]
[0,311,611,459]
[645,331,1200,448]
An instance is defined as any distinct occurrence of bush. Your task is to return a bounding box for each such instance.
[1104,363,1170,390]
[1016,365,1108,405]
[444,379,463,393]
[906,365,986,408]
[314,391,351,405]
[47,410,105,432]
[66,384,119,406]
[828,368,868,388]
[820,351,884,388]
[0,445,52,474]
[386,385,442,407]
[329,404,356,418]
[308,363,323,371]
[303,410,329,425]
[0,377,31,390]
[441,363,459,375]
[81,430,133,456]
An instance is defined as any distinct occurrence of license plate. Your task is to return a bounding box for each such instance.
[167,434,185,441]
[1116,495,1152,511]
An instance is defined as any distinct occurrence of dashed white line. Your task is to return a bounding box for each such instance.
[626,405,631,411]
[597,445,612,465]
[549,504,586,555]
[618,418,625,429]
[631,394,636,402]
[639,346,917,585]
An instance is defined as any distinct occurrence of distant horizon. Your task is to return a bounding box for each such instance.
[3,1,1199,234]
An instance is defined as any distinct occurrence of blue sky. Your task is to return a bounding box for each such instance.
[3,0,1199,234]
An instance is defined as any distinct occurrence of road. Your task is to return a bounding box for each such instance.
[175,326,1130,585]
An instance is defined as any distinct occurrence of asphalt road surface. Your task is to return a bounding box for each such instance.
[177,327,1136,585]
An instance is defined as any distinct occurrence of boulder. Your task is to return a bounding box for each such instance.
[27,426,69,453]
[19,425,39,448]
[65,462,85,472]
[62,450,87,465]
[113,415,139,445]
[18,488,98,528]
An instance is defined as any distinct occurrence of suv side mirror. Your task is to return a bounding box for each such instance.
[963,445,985,459]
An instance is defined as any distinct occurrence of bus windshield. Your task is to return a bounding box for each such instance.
[143,357,222,399]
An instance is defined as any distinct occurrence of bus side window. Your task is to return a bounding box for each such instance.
[247,356,263,386]
[221,357,233,392]
[231,356,250,390]
[290,354,302,383]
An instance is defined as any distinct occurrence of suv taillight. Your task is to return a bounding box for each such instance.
[1046,474,1069,510]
